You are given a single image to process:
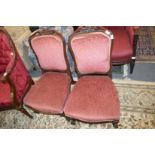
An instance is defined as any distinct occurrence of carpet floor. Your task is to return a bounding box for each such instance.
[112,62,155,82]
[136,26,155,61]
[0,80,155,129]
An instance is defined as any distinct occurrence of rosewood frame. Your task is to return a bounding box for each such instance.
[28,28,73,82]
[0,28,33,118]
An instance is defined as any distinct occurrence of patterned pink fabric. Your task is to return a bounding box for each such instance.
[0,81,11,108]
[0,30,12,108]
[31,35,67,71]
[64,76,120,122]
[71,32,111,74]
[24,72,71,114]
[0,31,12,74]
[0,29,31,109]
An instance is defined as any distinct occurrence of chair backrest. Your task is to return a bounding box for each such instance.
[0,28,32,107]
[29,29,69,73]
[0,30,13,75]
[69,28,114,77]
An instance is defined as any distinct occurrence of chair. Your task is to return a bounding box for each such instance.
[75,26,139,74]
[64,28,120,126]
[0,28,33,118]
[105,26,139,74]
[24,29,72,114]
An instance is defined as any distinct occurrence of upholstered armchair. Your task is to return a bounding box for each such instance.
[104,26,139,73]
[0,28,33,118]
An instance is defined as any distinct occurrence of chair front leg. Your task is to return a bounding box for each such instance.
[66,116,76,125]
[112,121,119,128]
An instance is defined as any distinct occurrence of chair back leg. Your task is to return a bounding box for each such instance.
[17,106,33,119]
[130,35,139,74]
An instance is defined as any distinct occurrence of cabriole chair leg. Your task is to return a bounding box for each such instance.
[66,117,76,125]
[70,119,76,125]
[112,121,119,128]
[18,106,33,119]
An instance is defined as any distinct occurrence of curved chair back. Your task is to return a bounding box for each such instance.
[29,29,71,77]
[69,28,114,77]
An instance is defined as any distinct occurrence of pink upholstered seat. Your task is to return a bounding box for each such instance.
[64,29,120,124]
[24,29,72,114]
[24,72,71,114]
[64,76,120,122]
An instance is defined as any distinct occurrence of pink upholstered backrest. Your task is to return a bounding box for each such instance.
[0,31,12,75]
[31,34,67,71]
[70,31,113,75]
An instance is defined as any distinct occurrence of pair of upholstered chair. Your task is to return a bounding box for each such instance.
[0,27,120,127]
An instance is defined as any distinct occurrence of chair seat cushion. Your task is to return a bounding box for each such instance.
[0,81,12,108]
[111,29,133,62]
[24,72,71,114]
[64,76,120,123]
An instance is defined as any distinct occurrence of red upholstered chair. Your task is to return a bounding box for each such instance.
[75,26,139,74]
[24,29,72,114]
[105,26,139,74]
[0,28,33,118]
[64,28,120,126]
